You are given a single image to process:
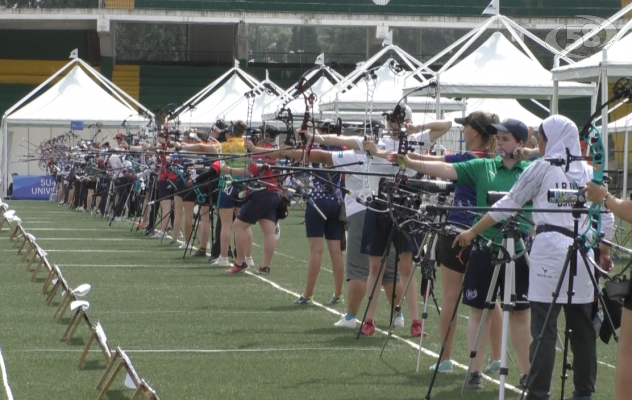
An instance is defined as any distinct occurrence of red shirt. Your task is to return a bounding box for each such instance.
[247,143,280,192]
[158,153,178,181]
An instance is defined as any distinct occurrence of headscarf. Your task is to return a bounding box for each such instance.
[541,115,591,186]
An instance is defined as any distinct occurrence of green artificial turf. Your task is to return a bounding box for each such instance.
[0,201,622,399]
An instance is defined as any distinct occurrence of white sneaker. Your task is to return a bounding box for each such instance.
[152,230,166,238]
[245,256,255,268]
[334,316,356,329]
[114,217,122,222]
[393,313,405,328]
[179,243,188,250]
[274,222,281,240]
[211,256,230,267]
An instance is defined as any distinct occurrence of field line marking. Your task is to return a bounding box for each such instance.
[0,342,15,400]
[246,270,521,393]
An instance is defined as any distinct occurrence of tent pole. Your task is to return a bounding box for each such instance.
[1,117,8,198]
[435,74,442,121]
[561,3,632,57]
[499,17,538,63]
[601,49,609,174]
[438,16,498,74]
[407,17,494,80]
[551,55,560,115]
[624,126,629,199]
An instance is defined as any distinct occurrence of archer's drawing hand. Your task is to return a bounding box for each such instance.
[453,229,476,248]
[363,141,378,155]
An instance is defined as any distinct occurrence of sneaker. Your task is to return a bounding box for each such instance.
[330,295,343,305]
[361,319,376,336]
[520,374,529,389]
[169,239,178,246]
[465,371,484,390]
[429,359,454,373]
[211,257,230,267]
[114,217,122,222]
[192,249,207,257]
[225,262,248,274]
[411,320,428,338]
[393,314,405,328]
[274,223,281,240]
[257,266,270,275]
[207,255,220,263]
[293,295,312,305]
[245,256,255,268]
[484,359,502,374]
[152,230,166,238]
[465,372,485,389]
[179,243,188,250]
[334,315,356,329]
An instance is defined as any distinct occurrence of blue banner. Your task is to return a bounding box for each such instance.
[12,175,55,200]
[71,121,84,131]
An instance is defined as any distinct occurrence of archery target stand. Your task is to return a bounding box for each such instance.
[78,322,112,369]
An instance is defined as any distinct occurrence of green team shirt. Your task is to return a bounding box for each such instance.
[452,156,532,246]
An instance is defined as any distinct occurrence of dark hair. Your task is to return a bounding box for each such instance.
[538,123,547,141]
[232,120,246,137]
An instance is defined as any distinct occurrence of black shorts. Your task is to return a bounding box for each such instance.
[86,180,97,190]
[305,198,343,240]
[625,279,632,311]
[462,247,530,311]
[360,205,419,256]
[435,232,471,274]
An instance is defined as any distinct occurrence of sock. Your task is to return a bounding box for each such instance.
[345,313,356,321]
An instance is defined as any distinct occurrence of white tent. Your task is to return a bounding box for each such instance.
[318,36,463,122]
[175,62,261,127]
[551,3,632,195]
[177,74,255,127]
[404,31,593,99]
[552,32,632,82]
[1,58,153,196]
[212,74,284,128]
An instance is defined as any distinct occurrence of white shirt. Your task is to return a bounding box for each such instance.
[489,160,615,304]
[331,150,366,217]
[353,131,432,199]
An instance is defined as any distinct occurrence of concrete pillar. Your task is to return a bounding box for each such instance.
[187,24,236,64]
[235,22,249,61]
[366,27,382,59]
[97,17,115,79]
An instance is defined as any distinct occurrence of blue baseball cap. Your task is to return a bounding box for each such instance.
[486,118,529,143]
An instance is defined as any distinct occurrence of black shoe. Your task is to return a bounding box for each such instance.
[257,266,270,275]
[192,249,207,258]
[207,255,220,263]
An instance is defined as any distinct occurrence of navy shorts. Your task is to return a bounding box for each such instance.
[462,247,530,311]
[157,180,174,201]
[217,186,244,209]
[360,206,419,256]
[305,198,343,240]
[237,190,281,224]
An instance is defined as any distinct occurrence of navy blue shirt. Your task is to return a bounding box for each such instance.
[444,151,486,227]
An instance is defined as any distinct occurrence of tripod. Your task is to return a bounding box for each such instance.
[379,223,442,360]
[520,215,619,400]
[461,218,530,400]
